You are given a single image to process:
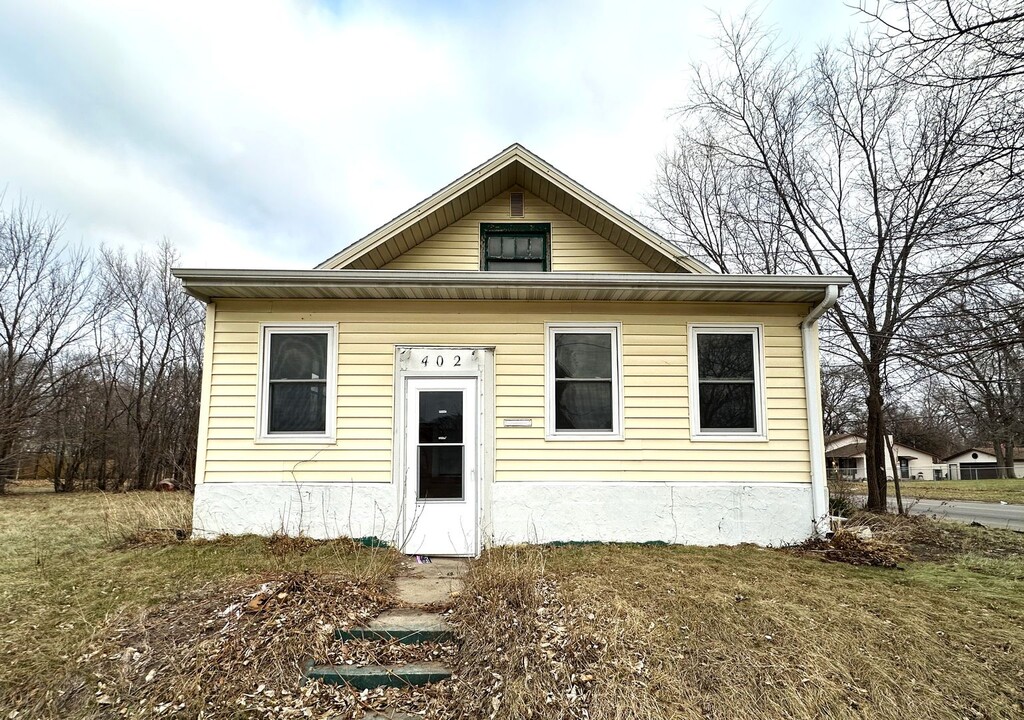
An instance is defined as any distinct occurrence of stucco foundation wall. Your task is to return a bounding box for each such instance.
[192,483,397,541]
[193,480,815,548]
[488,481,815,547]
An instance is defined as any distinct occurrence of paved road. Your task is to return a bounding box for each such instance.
[893,498,1024,531]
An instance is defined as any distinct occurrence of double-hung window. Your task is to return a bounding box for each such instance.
[258,324,337,441]
[546,324,622,439]
[688,325,766,439]
[481,223,550,271]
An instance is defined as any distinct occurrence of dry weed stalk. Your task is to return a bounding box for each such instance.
[101,491,193,547]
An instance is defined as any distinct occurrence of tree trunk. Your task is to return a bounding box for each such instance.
[864,377,888,512]
[993,440,1008,477]
[884,433,905,515]
[0,438,16,495]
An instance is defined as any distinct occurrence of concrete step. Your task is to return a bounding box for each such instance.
[395,557,468,606]
[336,608,454,645]
[306,661,451,689]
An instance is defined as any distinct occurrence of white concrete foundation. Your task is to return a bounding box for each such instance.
[488,481,816,547]
[192,482,397,541]
[193,480,816,548]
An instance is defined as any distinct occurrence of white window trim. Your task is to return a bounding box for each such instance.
[544,322,624,441]
[255,322,338,444]
[687,323,768,442]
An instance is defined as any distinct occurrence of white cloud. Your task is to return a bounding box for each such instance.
[0,0,856,268]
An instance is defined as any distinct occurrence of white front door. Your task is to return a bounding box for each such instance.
[402,376,478,557]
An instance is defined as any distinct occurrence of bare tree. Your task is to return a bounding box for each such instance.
[821,364,867,437]
[653,14,1024,510]
[908,289,1024,475]
[859,0,1024,83]
[0,198,97,494]
[100,240,203,490]
[651,126,790,273]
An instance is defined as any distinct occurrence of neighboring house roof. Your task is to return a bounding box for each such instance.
[824,433,937,461]
[825,443,866,459]
[941,446,1024,462]
[825,433,860,445]
[315,143,711,274]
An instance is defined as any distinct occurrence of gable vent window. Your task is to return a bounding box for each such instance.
[510,192,525,218]
[481,223,550,272]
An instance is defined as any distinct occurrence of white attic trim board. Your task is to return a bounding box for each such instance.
[316,144,711,274]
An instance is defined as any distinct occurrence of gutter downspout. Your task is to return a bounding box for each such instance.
[801,285,840,536]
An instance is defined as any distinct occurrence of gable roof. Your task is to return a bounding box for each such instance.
[824,433,937,460]
[825,442,867,459]
[317,144,710,274]
[941,446,1024,462]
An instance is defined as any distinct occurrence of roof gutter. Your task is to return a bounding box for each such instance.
[800,284,841,536]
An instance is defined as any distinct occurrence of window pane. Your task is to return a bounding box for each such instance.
[501,235,516,258]
[555,333,612,379]
[513,236,530,258]
[698,381,755,431]
[696,333,754,381]
[487,259,545,271]
[528,236,544,259]
[487,236,503,257]
[418,445,463,499]
[508,235,544,259]
[270,333,328,380]
[269,382,327,433]
[555,380,613,431]
[419,391,463,444]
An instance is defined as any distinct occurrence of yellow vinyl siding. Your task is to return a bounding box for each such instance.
[382,188,658,272]
[199,299,811,484]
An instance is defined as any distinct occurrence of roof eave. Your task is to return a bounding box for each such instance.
[173,268,850,304]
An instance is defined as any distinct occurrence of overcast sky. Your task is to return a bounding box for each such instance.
[0,1,857,269]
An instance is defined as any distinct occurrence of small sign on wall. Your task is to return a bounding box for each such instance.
[398,347,483,373]
[503,418,533,428]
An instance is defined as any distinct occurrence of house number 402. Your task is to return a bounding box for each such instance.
[421,354,461,367]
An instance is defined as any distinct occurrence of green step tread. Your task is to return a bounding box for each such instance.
[335,627,453,644]
[305,661,451,689]
[336,609,455,645]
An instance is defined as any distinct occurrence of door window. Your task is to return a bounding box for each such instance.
[417,390,464,500]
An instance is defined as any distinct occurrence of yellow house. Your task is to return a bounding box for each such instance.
[174,144,849,555]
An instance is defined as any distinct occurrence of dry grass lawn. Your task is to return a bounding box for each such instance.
[0,489,397,718]
[443,517,1024,720]
[2,489,1024,719]
[892,478,1024,504]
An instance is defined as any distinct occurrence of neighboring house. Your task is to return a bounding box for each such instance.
[825,433,938,481]
[174,144,850,555]
[942,447,1024,480]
